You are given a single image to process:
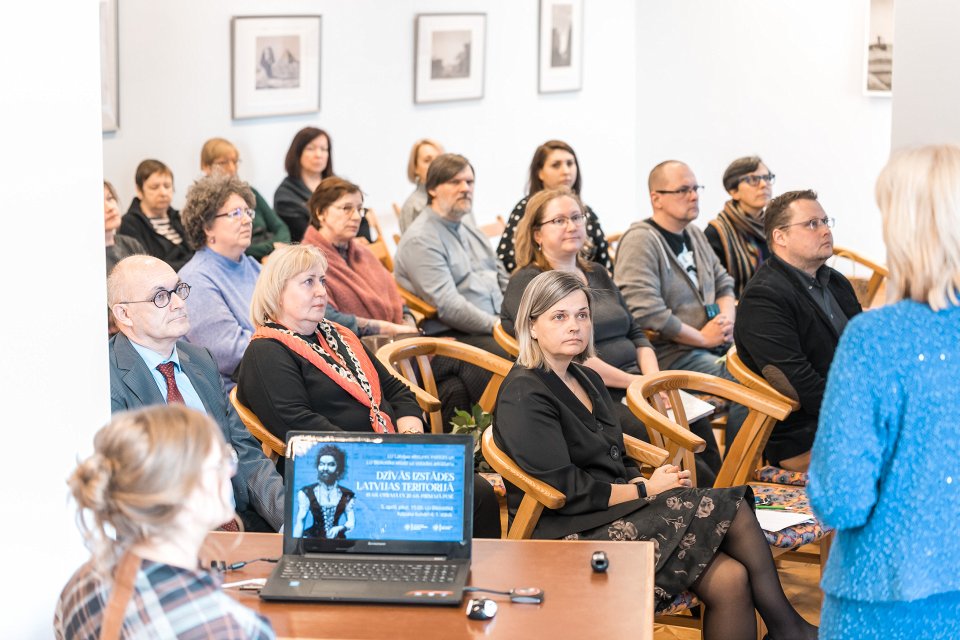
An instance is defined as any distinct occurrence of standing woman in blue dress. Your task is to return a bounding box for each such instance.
[809,144,960,640]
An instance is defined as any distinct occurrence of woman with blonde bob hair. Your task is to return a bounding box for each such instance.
[55,405,273,639]
[809,144,960,640]
[496,270,817,640]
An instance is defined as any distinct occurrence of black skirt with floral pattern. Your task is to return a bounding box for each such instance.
[563,485,752,612]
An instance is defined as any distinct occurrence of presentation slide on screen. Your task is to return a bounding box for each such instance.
[290,440,466,542]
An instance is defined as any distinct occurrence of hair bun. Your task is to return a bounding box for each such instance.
[69,453,114,514]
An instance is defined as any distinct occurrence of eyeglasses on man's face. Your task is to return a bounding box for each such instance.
[537,212,586,228]
[779,216,835,232]
[118,282,191,309]
[214,207,256,221]
[655,185,704,197]
[739,173,776,187]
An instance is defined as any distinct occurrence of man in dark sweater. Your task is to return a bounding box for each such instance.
[735,190,862,471]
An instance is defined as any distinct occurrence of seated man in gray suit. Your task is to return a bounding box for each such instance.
[108,255,283,531]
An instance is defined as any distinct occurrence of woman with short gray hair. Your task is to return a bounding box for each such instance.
[179,174,261,389]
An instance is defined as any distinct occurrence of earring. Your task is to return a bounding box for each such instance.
[536,243,542,252]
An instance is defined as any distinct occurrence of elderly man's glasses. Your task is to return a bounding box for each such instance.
[537,213,586,228]
[739,173,776,187]
[118,282,191,308]
[655,185,704,197]
[779,216,835,232]
[215,207,256,221]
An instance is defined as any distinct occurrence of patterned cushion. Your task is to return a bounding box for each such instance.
[658,590,700,616]
[478,472,507,497]
[750,483,831,549]
[753,465,808,487]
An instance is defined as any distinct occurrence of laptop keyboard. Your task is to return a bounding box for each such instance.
[281,559,459,583]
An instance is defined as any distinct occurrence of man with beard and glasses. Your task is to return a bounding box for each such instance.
[293,444,356,539]
[394,153,510,425]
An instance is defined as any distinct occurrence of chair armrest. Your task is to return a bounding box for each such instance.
[623,435,669,467]
[626,383,708,453]
[482,429,565,510]
[397,285,437,319]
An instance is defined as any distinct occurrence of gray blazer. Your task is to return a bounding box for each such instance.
[109,333,284,531]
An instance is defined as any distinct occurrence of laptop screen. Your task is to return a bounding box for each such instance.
[282,432,473,557]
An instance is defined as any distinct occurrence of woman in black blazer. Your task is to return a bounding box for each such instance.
[493,270,816,640]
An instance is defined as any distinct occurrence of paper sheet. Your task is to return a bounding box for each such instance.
[756,509,814,532]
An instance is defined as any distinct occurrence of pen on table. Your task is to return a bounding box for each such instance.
[756,505,794,511]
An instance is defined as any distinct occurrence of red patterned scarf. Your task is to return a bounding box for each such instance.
[251,322,396,433]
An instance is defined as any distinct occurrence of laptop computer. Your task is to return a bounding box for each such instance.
[259,431,474,606]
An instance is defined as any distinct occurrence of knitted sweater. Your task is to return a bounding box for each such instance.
[808,301,960,602]
[613,219,734,368]
[179,247,261,387]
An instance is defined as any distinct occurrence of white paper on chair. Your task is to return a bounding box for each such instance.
[620,390,714,423]
[668,390,715,423]
[756,510,814,532]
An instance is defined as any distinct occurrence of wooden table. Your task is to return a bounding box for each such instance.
[202,532,654,640]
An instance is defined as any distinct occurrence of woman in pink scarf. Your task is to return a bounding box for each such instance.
[302,177,416,337]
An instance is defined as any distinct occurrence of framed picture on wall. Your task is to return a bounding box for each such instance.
[100,0,119,132]
[538,0,583,93]
[414,13,486,104]
[864,0,893,95]
[232,15,322,119]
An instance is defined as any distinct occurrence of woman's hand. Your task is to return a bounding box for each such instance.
[397,416,424,434]
[377,321,419,337]
[642,465,692,497]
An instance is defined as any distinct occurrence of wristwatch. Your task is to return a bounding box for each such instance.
[636,481,647,499]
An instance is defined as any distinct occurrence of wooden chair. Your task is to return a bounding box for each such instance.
[626,371,793,489]
[478,215,507,240]
[481,428,707,633]
[492,321,519,358]
[831,245,889,308]
[626,371,832,573]
[605,231,624,265]
[375,337,513,434]
[725,346,808,486]
[228,387,285,463]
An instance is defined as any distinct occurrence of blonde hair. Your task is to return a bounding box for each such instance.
[514,188,592,273]
[68,405,223,569]
[515,270,596,370]
[250,244,328,327]
[876,144,960,310]
[407,138,444,183]
[200,137,238,169]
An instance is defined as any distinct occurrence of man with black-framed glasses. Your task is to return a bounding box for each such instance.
[107,254,284,532]
[735,190,862,472]
[615,160,745,479]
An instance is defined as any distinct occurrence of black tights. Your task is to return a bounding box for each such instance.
[689,501,818,640]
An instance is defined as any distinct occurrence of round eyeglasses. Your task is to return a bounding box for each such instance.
[118,282,191,308]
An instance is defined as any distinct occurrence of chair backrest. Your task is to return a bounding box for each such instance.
[830,245,889,308]
[481,428,668,539]
[478,215,507,240]
[228,387,285,463]
[492,321,519,358]
[626,370,794,488]
[605,231,624,265]
[725,346,800,409]
[359,209,395,273]
[375,337,514,434]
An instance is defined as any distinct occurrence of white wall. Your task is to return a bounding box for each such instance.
[104,0,639,245]
[635,0,892,264]
[1,1,109,637]
[891,0,960,149]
